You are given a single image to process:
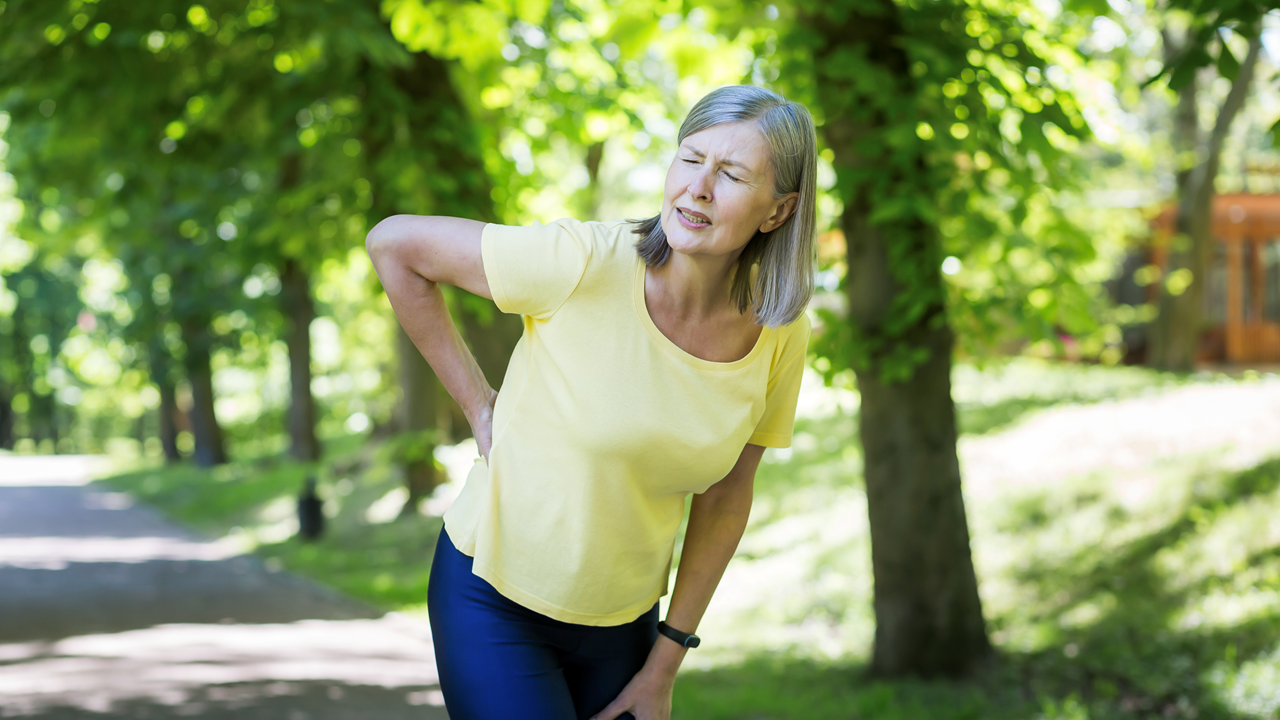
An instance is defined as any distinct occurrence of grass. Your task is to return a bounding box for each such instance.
[669,452,1280,719]
[92,359,1280,719]
[950,358,1189,436]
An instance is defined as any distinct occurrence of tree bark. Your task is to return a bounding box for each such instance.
[140,285,184,463]
[844,201,990,677]
[157,376,181,462]
[149,344,183,463]
[179,318,227,466]
[1147,32,1261,370]
[281,256,322,462]
[807,0,990,676]
[0,383,13,450]
[30,387,55,452]
[50,401,61,454]
[274,152,322,462]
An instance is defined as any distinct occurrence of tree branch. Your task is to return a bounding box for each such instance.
[1207,34,1262,165]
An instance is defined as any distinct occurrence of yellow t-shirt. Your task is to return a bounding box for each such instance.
[443,217,811,626]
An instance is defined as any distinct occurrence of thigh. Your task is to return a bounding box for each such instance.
[427,526,577,720]
[562,602,659,720]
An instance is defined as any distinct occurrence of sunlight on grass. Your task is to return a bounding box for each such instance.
[950,357,1187,436]
[1207,641,1280,718]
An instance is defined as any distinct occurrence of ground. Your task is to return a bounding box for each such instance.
[4,359,1280,719]
[0,455,449,719]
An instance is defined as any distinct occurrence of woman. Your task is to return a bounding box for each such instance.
[366,84,816,720]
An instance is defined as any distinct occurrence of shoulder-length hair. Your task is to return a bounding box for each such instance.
[629,85,817,328]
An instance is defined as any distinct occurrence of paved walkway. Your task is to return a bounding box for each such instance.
[0,456,449,719]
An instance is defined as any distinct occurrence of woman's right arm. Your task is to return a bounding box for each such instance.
[365,215,498,460]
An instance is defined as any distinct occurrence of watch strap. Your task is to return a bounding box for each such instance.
[657,621,701,648]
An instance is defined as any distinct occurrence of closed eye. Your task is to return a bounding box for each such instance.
[682,158,740,182]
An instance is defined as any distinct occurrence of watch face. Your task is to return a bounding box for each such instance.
[687,636,701,648]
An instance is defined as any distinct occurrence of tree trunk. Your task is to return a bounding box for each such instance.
[147,339,184,463]
[456,301,523,390]
[844,203,990,676]
[396,325,439,516]
[50,402,61,453]
[807,0,990,677]
[133,413,146,452]
[274,152,321,462]
[0,383,13,450]
[158,375,182,462]
[281,257,322,462]
[1147,32,1261,370]
[584,140,605,220]
[30,388,55,452]
[180,319,227,466]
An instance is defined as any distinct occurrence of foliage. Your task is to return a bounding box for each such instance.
[0,0,503,455]
[0,0,1173,456]
[431,0,772,227]
[761,0,1121,383]
[1144,0,1278,93]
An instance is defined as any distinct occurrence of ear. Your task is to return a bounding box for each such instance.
[759,192,799,234]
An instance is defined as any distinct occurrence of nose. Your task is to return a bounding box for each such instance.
[688,165,713,202]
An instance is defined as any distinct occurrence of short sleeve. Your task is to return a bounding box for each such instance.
[481,218,594,320]
[747,313,811,448]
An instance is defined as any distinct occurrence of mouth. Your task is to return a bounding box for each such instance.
[676,207,711,228]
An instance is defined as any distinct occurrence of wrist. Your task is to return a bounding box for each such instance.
[657,620,700,649]
[464,388,496,426]
[646,635,687,680]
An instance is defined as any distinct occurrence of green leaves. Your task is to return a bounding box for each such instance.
[1216,29,1242,81]
[387,0,509,71]
[781,0,1108,384]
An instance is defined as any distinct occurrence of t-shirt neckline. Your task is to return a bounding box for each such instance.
[632,254,770,372]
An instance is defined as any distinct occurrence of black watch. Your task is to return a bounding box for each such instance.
[657,621,701,648]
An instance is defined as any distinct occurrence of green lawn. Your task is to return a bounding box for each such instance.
[94,359,1280,720]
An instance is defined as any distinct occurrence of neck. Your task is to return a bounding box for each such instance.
[651,248,747,321]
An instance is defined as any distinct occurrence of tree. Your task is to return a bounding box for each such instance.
[0,1,258,465]
[0,254,85,451]
[783,0,1099,676]
[1143,6,1267,370]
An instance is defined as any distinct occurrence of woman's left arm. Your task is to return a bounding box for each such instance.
[591,443,765,720]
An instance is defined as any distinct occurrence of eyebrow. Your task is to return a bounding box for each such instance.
[684,145,753,173]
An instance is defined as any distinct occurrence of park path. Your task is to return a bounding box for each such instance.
[0,456,449,719]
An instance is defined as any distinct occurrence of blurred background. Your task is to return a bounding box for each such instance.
[2,0,1280,718]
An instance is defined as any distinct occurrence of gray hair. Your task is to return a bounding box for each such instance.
[629,85,817,328]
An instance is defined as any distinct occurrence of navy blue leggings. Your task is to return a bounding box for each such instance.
[427,526,658,720]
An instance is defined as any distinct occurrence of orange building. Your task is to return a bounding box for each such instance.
[1149,193,1280,363]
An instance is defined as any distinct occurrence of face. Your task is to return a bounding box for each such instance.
[661,121,798,260]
